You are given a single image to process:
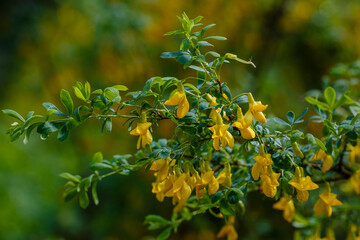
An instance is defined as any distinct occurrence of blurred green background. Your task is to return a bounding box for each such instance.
[1,0,359,239]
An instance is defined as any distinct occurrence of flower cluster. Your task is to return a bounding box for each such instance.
[150,158,232,213]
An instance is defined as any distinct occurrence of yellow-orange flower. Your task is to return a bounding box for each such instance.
[130,115,153,149]
[196,170,219,199]
[314,183,342,217]
[172,172,192,212]
[260,166,280,198]
[152,173,174,202]
[216,163,232,187]
[164,82,189,118]
[350,169,360,194]
[209,113,234,151]
[232,107,255,140]
[348,140,360,164]
[311,149,333,173]
[244,93,268,124]
[273,195,295,222]
[150,158,175,182]
[216,216,238,240]
[251,145,273,181]
[289,167,319,202]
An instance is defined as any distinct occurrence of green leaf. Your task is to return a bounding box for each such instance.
[160,51,186,59]
[2,109,25,122]
[199,24,216,39]
[102,118,112,133]
[204,36,227,41]
[73,86,87,101]
[84,82,91,99]
[324,87,336,109]
[59,172,81,183]
[112,85,128,91]
[92,152,103,163]
[57,124,69,141]
[37,121,65,135]
[63,187,78,202]
[104,87,119,101]
[205,51,220,58]
[271,117,291,127]
[188,65,206,72]
[79,189,89,209]
[92,89,103,95]
[183,83,201,94]
[92,181,99,206]
[60,89,74,115]
[305,97,330,111]
[157,227,172,240]
[315,137,326,151]
[89,162,113,171]
[286,111,295,125]
[164,29,184,36]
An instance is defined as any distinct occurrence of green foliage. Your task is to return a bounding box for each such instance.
[3,12,360,240]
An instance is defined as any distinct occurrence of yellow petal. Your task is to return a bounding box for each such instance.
[322,155,333,173]
[254,111,267,124]
[164,91,182,105]
[283,200,295,222]
[196,187,206,199]
[314,198,326,217]
[244,110,253,126]
[177,95,189,118]
[296,190,309,202]
[253,101,268,112]
[208,179,219,195]
[150,159,166,171]
[213,137,220,151]
[311,149,327,161]
[240,127,255,139]
[251,162,262,181]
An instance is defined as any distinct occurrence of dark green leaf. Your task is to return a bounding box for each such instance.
[57,124,69,141]
[37,121,65,135]
[286,111,295,125]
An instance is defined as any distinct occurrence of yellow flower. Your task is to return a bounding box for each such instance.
[216,216,238,240]
[129,113,153,149]
[244,93,268,124]
[206,94,229,122]
[209,113,234,151]
[289,167,319,202]
[260,166,280,198]
[348,140,360,164]
[350,169,360,195]
[150,158,175,182]
[347,224,360,240]
[151,173,174,202]
[251,145,273,181]
[164,82,189,118]
[311,149,333,173]
[216,163,232,187]
[232,107,255,140]
[273,195,295,222]
[307,228,336,240]
[196,170,219,199]
[314,183,342,217]
[172,172,192,212]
